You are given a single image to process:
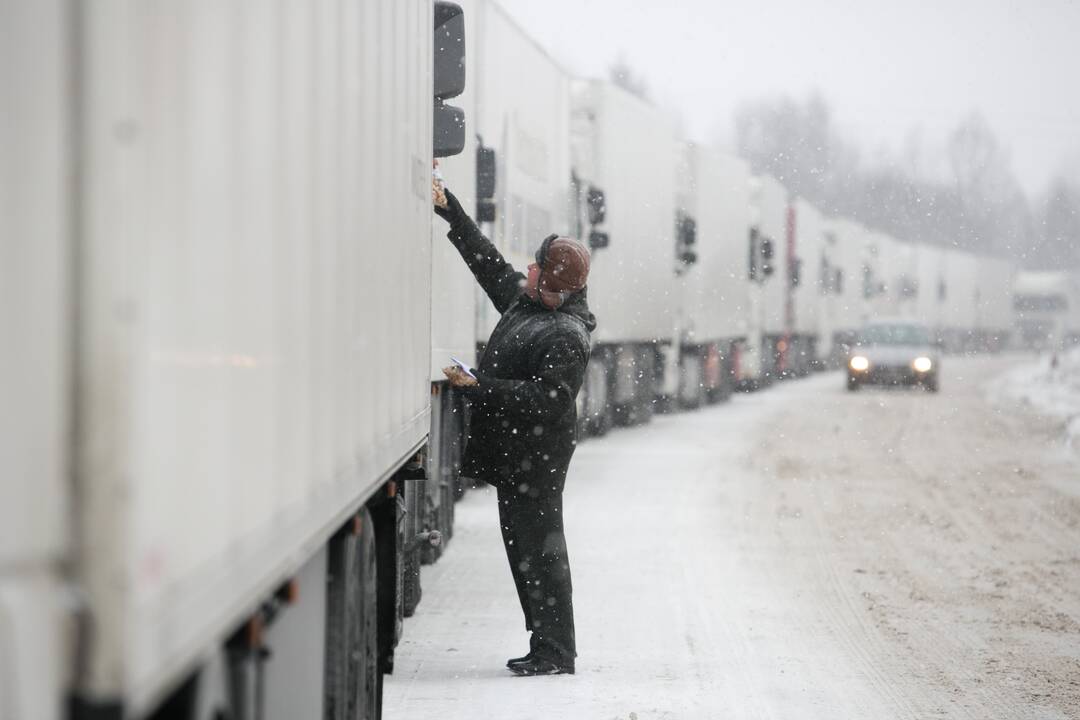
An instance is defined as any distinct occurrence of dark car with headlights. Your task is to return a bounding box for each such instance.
[847,320,940,392]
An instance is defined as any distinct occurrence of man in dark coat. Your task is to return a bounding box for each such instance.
[434,185,595,676]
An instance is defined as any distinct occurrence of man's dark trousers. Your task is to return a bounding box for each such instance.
[496,484,576,666]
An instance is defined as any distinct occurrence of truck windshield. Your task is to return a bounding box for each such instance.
[858,324,931,346]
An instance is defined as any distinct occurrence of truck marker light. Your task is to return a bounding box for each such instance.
[246,616,264,648]
[278,579,300,605]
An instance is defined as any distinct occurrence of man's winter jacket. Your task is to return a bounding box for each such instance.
[435,190,597,491]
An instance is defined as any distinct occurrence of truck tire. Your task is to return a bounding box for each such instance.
[325,510,382,720]
[846,374,861,392]
[677,350,702,410]
[589,356,613,437]
[440,479,455,543]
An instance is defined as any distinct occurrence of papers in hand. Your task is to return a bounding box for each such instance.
[450,356,477,380]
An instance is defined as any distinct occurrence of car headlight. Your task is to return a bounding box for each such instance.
[912,356,932,373]
[849,356,870,372]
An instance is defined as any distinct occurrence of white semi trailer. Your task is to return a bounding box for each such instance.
[909,243,947,337]
[821,217,871,362]
[939,247,980,351]
[787,197,827,374]
[1013,271,1080,350]
[973,255,1015,351]
[753,174,790,382]
[861,231,895,319]
[571,80,679,425]
[674,145,754,405]
[1,1,468,718]
[1,3,70,717]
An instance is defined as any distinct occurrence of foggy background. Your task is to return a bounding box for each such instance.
[499,0,1080,269]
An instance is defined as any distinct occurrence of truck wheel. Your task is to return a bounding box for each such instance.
[846,375,861,392]
[325,510,382,720]
[440,479,455,543]
[925,374,940,393]
[588,354,613,436]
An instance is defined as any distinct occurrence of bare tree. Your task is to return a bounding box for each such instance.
[946,113,1029,255]
[733,95,1035,262]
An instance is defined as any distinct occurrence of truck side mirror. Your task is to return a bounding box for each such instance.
[434,2,465,100]
[588,230,610,250]
[676,212,698,269]
[748,227,760,281]
[434,104,465,158]
[434,2,466,157]
[476,200,496,223]
[761,237,775,277]
[474,143,497,222]
[587,186,606,226]
[477,145,496,199]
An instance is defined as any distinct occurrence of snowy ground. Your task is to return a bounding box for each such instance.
[989,347,1080,457]
[385,356,1080,720]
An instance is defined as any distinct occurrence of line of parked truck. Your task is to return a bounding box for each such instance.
[2,1,1035,719]
[434,0,1022,420]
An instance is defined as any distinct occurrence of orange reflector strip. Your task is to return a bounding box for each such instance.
[387,480,397,498]
[352,514,363,535]
[246,616,264,648]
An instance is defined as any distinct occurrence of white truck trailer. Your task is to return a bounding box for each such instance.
[973,255,1015,351]
[674,145,755,405]
[1,1,468,717]
[787,197,827,374]
[821,217,871,363]
[907,243,947,335]
[939,247,980,351]
[571,80,679,425]
[1,3,71,717]
[751,174,788,383]
[1012,271,1080,350]
[861,230,896,320]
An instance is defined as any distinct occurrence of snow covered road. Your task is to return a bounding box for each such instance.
[384,356,1080,719]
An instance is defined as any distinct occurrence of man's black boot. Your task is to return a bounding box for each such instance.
[506,652,532,669]
[508,657,574,676]
[508,632,543,668]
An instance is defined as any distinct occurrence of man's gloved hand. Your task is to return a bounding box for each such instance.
[433,187,464,223]
[442,365,478,388]
[432,175,448,210]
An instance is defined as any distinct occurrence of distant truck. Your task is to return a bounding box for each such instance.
[570,80,680,426]
[675,146,755,404]
[1013,271,1080,351]
[2,2,467,718]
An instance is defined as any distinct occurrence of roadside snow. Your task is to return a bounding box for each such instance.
[989,348,1080,456]
[387,358,1080,719]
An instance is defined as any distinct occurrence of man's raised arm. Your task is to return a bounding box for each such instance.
[435,188,524,314]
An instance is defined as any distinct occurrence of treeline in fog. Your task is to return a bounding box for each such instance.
[732,93,1080,271]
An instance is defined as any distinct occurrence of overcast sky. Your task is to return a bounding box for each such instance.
[498,0,1080,196]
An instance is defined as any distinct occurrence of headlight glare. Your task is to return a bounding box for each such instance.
[913,356,933,373]
[849,356,870,371]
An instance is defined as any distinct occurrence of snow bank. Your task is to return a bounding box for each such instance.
[990,348,1080,456]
